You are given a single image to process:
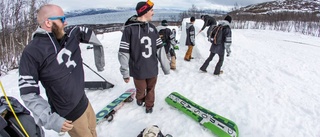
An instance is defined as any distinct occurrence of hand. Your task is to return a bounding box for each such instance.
[226,53,230,57]
[124,78,130,83]
[61,120,73,132]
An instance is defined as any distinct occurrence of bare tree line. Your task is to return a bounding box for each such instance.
[0,0,49,75]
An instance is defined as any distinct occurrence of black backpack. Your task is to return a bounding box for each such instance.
[158,28,170,45]
[0,96,44,137]
[209,25,224,45]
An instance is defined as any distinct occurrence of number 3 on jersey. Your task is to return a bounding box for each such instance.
[141,36,152,58]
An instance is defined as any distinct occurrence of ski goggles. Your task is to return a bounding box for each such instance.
[146,0,154,7]
[48,16,66,23]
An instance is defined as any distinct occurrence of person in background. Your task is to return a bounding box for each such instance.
[157,20,177,70]
[118,0,170,113]
[18,4,105,137]
[199,15,232,75]
[199,15,217,39]
[184,16,196,61]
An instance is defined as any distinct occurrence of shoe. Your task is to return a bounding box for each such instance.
[200,68,207,72]
[184,58,190,61]
[213,70,223,75]
[146,107,153,113]
[137,100,143,106]
[191,57,194,59]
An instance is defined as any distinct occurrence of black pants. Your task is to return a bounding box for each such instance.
[200,52,224,74]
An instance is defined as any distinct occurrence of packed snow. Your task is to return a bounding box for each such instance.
[1,18,320,137]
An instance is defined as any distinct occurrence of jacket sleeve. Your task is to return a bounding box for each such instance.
[224,27,232,54]
[21,93,66,133]
[156,38,170,75]
[190,26,195,46]
[118,27,131,78]
[74,26,105,72]
[169,29,176,47]
[201,18,208,31]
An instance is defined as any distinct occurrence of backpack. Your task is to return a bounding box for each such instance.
[209,25,224,45]
[0,96,44,137]
[158,29,170,45]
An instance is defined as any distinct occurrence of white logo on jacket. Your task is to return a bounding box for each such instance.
[149,27,154,32]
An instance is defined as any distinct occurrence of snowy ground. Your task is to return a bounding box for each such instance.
[1,19,320,137]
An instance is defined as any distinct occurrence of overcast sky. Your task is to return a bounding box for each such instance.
[50,0,275,11]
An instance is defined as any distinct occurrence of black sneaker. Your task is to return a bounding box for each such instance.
[200,69,207,73]
[146,108,153,113]
[213,70,223,75]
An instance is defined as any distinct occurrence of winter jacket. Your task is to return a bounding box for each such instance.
[185,22,195,46]
[200,15,217,31]
[19,26,105,132]
[156,26,176,54]
[118,15,170,79]
[209,20,232,55]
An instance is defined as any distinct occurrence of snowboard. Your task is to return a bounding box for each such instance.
[165,92,239,137]
[96,88,136,124]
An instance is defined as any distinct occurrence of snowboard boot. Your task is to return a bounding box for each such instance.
[170,56,176,70]
[137,100,143,106]
[146,107,153,113]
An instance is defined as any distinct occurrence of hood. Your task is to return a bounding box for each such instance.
[123,15,152,39]
[156,25,167,32]
[218,20,230,27]
[186,22,193,29]
[124,15,146,26]
[32,27,49,39]
[31,27,59,53]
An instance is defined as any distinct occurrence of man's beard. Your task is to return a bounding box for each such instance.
[52,22,65,40]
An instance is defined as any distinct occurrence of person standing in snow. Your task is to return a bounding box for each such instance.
[18,4,104,137]
[157,20,177,70]
[199,15,232,75]
[199,15,217,39]
[184,16,196,61]
[118,0,170,113]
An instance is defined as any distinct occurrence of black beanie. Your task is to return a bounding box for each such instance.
[136,0,154,17]
[161,20,168,26]
[224,15,232,23]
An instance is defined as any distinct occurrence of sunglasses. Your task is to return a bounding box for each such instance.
[48,16,66,23]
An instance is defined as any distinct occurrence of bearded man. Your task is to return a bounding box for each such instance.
[18,4,105,137]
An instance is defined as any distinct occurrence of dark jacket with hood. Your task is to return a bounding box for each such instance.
[119,15,170,79]
[19,26,105,132]
[185,22,195,46]
[209,20,232,55]
[200,15,217,31]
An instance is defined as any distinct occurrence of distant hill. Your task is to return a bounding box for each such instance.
[230,0,320,15]
[65,8,134,18]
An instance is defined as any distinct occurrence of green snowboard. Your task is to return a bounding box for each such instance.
[165,92,239,137]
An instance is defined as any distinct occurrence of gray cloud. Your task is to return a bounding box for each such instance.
[206,0,275,6]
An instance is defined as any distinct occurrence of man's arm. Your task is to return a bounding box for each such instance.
[20,93,66,132]
[70,26,105,71]
[224,27,232,56]
[118,27,131,82]
[190,26,196,46]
